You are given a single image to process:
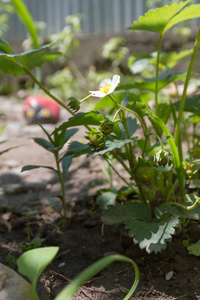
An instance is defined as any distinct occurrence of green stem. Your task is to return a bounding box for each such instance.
[105,156,138,193]
[27,217,31,242]
[174,26,200,147]
[23,65,76,116]
[142,131,163,158]
[152,114,185,199]
[55,152,67,228]
[120,110,136,168]
[155,34,163,116]
[112,151,132,175]
[79,94,92,103]
[112,108,122,122]
[109,95,148,137]
[165,196,200,211]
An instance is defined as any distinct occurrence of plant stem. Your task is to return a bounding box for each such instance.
[79,94,92,103]
[112,151,132,175]
[141,131,163,158]
[155,34,163,116]
[109,94,148,137]
[55,152,67,228]
[174,26,200,147]
[105,156,138,193]
[152,113,185,199]
[23,65,76,116]
[120,110,136,169]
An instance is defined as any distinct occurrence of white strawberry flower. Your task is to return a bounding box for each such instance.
[89,75,120,97]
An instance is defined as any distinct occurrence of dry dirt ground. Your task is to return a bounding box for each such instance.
[0,96,200,300]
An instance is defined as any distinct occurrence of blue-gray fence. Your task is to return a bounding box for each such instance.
[7,0,200,40]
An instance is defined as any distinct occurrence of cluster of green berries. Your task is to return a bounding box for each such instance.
[86,119,114,148]
[182,161,198,179]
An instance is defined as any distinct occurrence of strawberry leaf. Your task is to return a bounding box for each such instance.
[128,1,189,34]
[87,135,138,158]
[125,215,180,254]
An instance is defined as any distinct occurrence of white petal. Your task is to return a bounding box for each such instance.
[89,91,106,98]
[99,78,111,88]
[112,75,120,87]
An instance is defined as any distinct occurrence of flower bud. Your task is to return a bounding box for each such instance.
[154,149,173,167]
[68,97,80,112]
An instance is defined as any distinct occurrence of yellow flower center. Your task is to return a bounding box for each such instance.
[100,83,111,94]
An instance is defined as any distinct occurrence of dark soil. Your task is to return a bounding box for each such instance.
[0,96,200,300]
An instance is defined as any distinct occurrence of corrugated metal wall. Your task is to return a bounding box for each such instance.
[7,0,199,40]
[7,0,148,40]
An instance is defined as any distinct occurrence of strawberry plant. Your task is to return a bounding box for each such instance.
[0,1,200,254]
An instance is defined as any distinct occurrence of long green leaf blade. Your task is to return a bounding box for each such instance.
[55,254,139,300]
[11,0,39,48]
[17,247,59,300]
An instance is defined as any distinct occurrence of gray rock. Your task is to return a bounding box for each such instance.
[0,263,39,300]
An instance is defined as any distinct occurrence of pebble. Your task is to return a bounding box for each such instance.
[0,263,39,300]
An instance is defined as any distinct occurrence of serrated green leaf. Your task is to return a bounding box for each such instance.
[128,1,189,34]
[125,215,179,254]
[25,52,62,70]
[165,4,200,34]
[0,57,25,76]
[55,112,104,133]
[0,41,60,59]
[102,202,152,225]
[87,135,137,158]
[21,165,57,173]
[0,41,61,76]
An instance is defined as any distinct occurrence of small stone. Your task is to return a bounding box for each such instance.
[0,263,39,300]
[3,160,19,168]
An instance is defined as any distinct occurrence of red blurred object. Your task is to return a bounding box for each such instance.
[23,95,60,124]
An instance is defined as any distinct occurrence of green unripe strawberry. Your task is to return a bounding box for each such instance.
[67,97,80,112]
[193,146,200,159]
[86,128,105,148]
[99,119,114,135]
[134,158,155,186]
